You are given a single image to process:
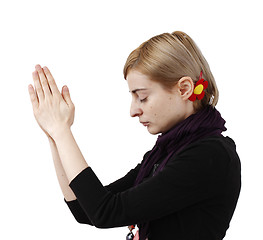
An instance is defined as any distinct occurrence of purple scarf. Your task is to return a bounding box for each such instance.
[134,106,227,240]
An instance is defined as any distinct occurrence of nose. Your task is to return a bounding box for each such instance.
[130,100,143,118]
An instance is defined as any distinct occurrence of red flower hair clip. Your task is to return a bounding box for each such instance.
[188,71,208,101]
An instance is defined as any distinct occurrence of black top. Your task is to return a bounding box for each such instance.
[65,136,241,240]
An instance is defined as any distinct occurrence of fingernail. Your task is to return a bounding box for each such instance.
[35,64,41,70]
[64,86,69,91]
[28,84,33,91]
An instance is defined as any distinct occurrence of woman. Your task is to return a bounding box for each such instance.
[28,31,241,240]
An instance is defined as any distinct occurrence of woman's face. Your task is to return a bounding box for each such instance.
[127,70,194,135]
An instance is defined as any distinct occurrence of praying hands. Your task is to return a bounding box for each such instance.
[28,64,89,183]
[28,64,75,139]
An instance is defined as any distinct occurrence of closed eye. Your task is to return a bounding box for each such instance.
[140,97,147,103]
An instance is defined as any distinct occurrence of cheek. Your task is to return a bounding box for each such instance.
[148,105,162,121]
[146,95,173,120]
[148,104,156,115]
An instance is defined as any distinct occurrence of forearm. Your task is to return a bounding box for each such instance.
[48,136,77,201]
[52,127,89,183]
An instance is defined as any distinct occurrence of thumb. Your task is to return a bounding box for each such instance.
[62,85,74,106]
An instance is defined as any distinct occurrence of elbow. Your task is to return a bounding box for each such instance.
[72,215,94,226]
[92,219,108,229]
[76,219,93,225]
[90,216,114,229]
[90,214,122,229]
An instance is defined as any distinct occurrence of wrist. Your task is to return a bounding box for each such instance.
[51,125,72,142]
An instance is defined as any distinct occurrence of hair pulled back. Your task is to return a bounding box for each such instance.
[123,31,218,110]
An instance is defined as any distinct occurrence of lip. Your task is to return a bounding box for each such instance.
[140,121,149,126]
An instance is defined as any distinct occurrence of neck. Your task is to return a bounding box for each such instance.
[162,103,195,135]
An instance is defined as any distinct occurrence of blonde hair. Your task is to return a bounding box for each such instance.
[123,31,218,110]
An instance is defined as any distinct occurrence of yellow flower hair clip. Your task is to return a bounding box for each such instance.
[189,71,208,101]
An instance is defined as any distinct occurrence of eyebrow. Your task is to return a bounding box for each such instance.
[129,88,148,94]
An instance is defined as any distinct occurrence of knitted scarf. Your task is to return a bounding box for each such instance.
[134,106,227,240]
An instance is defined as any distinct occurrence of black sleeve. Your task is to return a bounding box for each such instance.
[68,140,233,228]
[104,151,151,193]
[65,198,94,225]
[64,151,150,225]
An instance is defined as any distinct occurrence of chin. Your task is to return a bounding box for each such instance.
[147,126,161,135]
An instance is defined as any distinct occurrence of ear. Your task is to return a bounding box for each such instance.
[177,76,194,100]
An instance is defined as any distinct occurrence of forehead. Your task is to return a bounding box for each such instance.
[126,70,156,92]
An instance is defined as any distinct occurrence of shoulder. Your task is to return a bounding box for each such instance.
[179,136,238,160]
[170,136,241,174]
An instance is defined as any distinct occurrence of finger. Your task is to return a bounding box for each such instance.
[43,66,60,95]
[32,70,44,102]
[35,64,52,97]
[62,85,74,107]
[28,84,39,110]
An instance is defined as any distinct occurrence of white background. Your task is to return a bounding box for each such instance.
[0,0,262,239]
